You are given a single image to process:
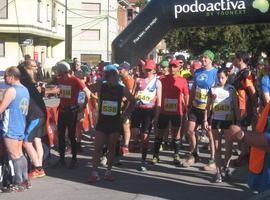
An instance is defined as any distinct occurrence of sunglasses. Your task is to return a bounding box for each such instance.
[145,69,153,72]
[169,64,178,68]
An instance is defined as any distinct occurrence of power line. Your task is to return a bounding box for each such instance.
[67,8,115,19]
[72,17,106,39]
[68,7,119,12]
[72,16,107,29]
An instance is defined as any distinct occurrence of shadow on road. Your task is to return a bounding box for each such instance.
[45,139,254,200]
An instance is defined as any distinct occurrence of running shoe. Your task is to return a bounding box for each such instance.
[120,147,130,156]
[28,168,46,179]
[203,159,216,171]
[2,184,26,193]
[173,154,181,166]
[138,162,148,172]
[88,171,100,184]
[151,156,159,165]
[138,165,147,172]
[213,173,222,183]
[181,154,195,168]
[22,180,32,189]
[104,170,116,182]
[222,167,232,181]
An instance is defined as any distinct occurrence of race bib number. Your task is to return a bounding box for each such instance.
[101,101,118,116]
[213,104,230,112]
[59,85,71,99]
[164,98,178,112]
[137,91,152,104]
[195,87,208,102]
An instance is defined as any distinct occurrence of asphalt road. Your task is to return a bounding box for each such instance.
[0,132,256,200]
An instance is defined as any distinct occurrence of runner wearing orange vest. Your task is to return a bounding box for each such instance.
[229,103,270,193]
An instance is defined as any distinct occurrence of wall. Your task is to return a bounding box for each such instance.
[0,0,66,70]
[68,0,119,64]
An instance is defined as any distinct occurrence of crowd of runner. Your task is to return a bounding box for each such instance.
[0,50,270,194]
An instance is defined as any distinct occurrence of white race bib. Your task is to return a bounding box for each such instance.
[101,101,118,116]
[59,85,72,99]
[137,90,155,104]
[164,98,178,112]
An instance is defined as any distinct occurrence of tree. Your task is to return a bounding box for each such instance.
[135,0,148,8]
[165,24,270,61]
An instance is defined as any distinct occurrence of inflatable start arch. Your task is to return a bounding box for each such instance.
[112,0,270,66]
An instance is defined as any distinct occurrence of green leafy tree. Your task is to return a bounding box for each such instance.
[135,0,148,8]
[165,24,270,61]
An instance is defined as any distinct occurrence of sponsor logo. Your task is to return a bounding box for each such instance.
[252,0,269,13]
[175,0,246,18]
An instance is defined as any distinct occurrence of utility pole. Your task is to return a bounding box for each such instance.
[65,0,72,60]
[65,0,67,59]
[107,0,110,61]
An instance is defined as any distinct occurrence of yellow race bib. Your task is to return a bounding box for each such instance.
[59,85,71,99]
[164,98,178,112]
[101,101,118,116]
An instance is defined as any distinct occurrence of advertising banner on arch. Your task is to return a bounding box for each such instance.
[112,0,270,66]
[172,0,270,26]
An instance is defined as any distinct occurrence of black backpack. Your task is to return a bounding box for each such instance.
[0,137,15,189]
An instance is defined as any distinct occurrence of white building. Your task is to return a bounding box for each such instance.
[67,0,119,65]
[0,0,66,71]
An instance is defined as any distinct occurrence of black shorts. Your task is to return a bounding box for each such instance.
[131,108,156,134]
[24,118,46,143]
[157,114,182,130]
[96,117,121,134]
[188,107,206,125]
[211,120,232,130]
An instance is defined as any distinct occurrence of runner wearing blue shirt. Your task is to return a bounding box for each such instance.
[1,67,30,192]
[182,50,218,171]
[261,68,270,104]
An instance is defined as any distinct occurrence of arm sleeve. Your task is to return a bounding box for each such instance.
[261,76,270,94]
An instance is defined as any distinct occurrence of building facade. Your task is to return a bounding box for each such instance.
[68,0,121,65]
[0,0,65,71]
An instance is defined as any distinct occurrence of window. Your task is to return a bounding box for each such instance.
[0,41,5,57]
[127,9,133,21]
[37,0,42,22]
[81,2,100,15]
[80,29,100,41]
[61,11,64,26]
[57,9,61,25]
[46,3,51,22]
[0,0,7,19]
[52,2,56,27]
